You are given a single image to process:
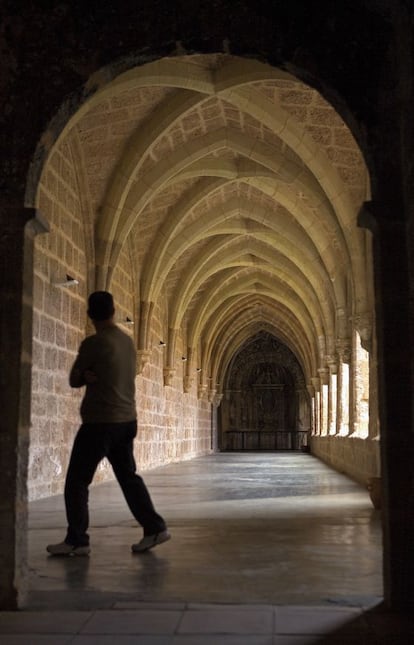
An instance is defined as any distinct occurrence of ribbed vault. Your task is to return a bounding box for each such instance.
[37,53,371,401]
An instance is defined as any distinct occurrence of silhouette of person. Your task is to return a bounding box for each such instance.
[47,291,170,555]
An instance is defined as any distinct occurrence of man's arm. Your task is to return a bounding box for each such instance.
[69,340,94,388]
[69,360,86,388]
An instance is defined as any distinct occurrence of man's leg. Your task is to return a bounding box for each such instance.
[64,424,104,546]
[107,421,167,536]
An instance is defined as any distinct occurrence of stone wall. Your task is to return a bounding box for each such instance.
[136,294,211,470]
[29,142,212,502]
[30,139,87,500]
[310,435,380,486]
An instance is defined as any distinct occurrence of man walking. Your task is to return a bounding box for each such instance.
[47,291,170,555]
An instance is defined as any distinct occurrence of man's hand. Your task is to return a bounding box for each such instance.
[83,369,98,384]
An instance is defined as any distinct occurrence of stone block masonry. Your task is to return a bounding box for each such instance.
[29,136,212,501]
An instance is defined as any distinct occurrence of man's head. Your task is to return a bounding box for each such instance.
[87,291,115,322]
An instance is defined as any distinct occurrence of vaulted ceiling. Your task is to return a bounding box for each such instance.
[40,54,371,392]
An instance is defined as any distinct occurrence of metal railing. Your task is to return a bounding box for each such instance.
[222,429,308,451]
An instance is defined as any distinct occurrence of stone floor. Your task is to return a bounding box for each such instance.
[2,452,413,643]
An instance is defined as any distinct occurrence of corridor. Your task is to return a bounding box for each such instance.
[4,3,414,636]
[27,453,382,609]
[4,452,409,643]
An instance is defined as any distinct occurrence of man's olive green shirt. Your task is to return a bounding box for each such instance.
[70,325,137,423]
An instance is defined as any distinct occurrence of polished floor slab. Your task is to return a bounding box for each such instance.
[27,452,383,609]
[4,452,413,643]
[2,603,414,644]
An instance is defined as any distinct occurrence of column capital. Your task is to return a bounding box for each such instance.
[208,388,216,403]
[198,384,208,400]
[25,210,50,237]
[212,393,223,408]
[326,357,338,375]
[136,349,151,374]
[317,367,329,385]
[358,199,406,233]
[163,367,176,387]
[311,376,320,392]
[183,375,194,393]
[336,338,352,363]
[353,311,373,352]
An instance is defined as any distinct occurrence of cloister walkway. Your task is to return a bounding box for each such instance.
[27,452,382,608]
[1,453,402,644]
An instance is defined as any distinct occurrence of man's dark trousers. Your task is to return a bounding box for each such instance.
[64,420,166,547]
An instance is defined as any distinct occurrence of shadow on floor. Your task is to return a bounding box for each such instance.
[28,452,383,609]
[1,452,412,640]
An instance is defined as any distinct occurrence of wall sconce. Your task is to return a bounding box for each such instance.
[52,273,79,287]
[159,340,166,347]
[181,356,187,361]
[124,317,134,326]
[196,367,202,372]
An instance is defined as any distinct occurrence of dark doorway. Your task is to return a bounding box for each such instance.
[219,332,310,450]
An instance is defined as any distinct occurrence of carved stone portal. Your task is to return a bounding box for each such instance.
[220,332,310,450]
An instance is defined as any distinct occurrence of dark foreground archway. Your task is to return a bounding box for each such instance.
[1,1,414,611]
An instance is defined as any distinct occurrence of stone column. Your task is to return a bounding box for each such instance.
[317,367,329,436]
[0,205,48,609]
[336,340,351,436]
[327,359,338,435]
[136,300,154,373]
[306,383,315,434]
[368,322,380,441]
[296,387,311,432]
[311,377,320,435]
[350,329,358,436]
[360,201,414,608]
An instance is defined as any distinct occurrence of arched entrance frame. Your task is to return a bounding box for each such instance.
[1,5,410,604]
[16,53,372,605]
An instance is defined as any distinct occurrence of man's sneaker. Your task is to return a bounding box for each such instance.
[131,530,171,553]
[46,541,90,556]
